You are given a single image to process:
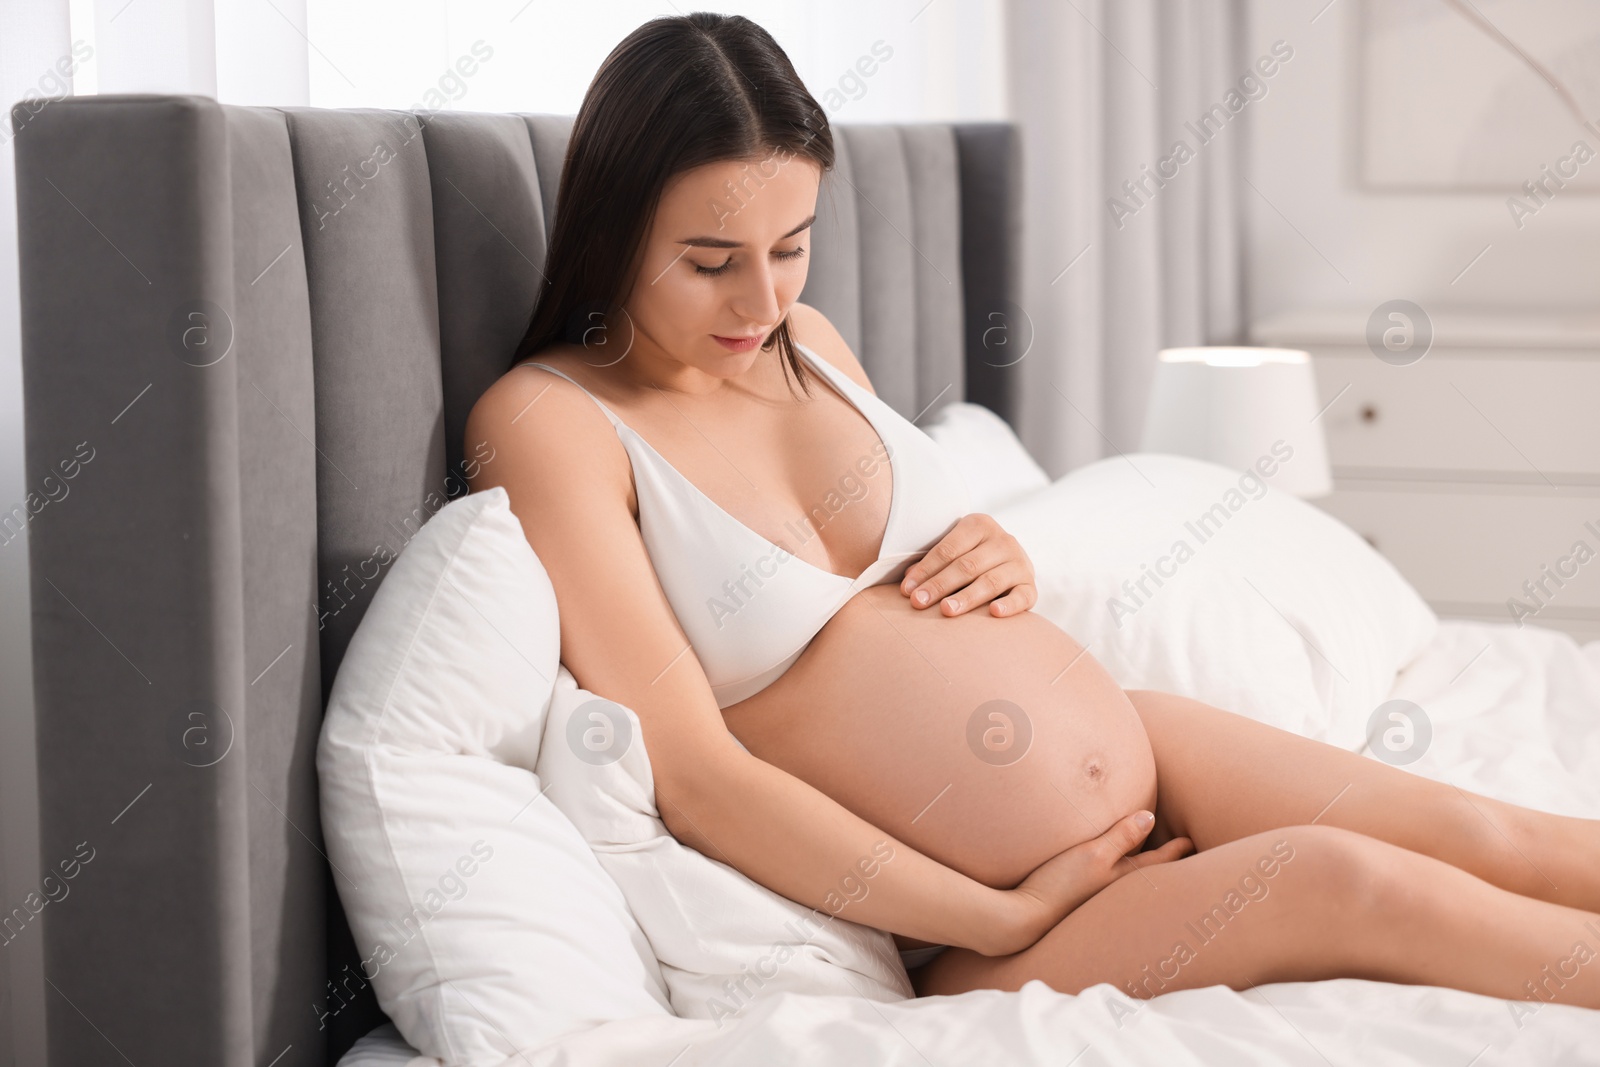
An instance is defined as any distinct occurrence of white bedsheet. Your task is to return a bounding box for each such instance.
[340,619,1600,1066]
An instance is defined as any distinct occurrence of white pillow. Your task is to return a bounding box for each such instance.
[922,401,1050,513]
[534,666,913,1025]
[317,486,671,1067]
[992,453,1436,748]
[336,1022,436,1067]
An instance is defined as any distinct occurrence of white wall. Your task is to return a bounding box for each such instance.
[299,0,1006,121]
[1243,0,1600,319]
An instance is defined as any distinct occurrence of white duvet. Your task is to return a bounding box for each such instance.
[342,618,1600,1067]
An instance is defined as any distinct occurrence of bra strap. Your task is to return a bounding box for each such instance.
[791,341,860,401]
[517,361,625,429]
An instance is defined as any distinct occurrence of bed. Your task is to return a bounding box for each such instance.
[334,619,1600,1067]
[14,95,1599,1066]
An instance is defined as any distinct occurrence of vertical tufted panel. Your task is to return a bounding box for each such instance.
[836,126,918,415]
[798,130,863,364]
[281,109,447,681]
[15,92,258,1067]
[898,126,965,423]
[522,114,575,237]
[421,113,551,484]
[282,107,451,1053]
[225,105,328,1067]
[954,123,1023,426]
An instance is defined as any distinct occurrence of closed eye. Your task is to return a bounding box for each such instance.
[694,246,807,277]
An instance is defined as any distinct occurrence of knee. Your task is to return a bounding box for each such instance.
[1257,824,1407,917]
[1445,798,1547,893]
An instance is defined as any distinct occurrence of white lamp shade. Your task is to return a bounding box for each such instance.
[1139,347,1333,498]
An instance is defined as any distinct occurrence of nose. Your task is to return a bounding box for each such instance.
[728,256,781,329]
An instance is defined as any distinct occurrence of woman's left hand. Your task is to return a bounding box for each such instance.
[899,513,1037,618]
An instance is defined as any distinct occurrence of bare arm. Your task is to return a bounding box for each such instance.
[466,368,1068,954]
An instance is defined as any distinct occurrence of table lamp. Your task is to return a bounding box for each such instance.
[1139,346,1333,498]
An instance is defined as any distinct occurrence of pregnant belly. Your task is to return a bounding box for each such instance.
[720,582,1158,890]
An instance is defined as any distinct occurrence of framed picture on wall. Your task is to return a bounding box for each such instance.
[1359,0,1600,191]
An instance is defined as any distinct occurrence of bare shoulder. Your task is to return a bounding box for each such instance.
[462,354,741,792]
[786,301,876,396]
[467,347,607,445]
[463,350,633,517]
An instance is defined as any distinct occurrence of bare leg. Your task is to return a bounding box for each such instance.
[917,824,1600,1012]
[1127,689,1600,913]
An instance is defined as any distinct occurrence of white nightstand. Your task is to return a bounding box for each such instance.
[1251,309,1600,643]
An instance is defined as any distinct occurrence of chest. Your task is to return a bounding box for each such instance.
[615,379,897,580]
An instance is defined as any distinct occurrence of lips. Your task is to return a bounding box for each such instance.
[712,332,765,352]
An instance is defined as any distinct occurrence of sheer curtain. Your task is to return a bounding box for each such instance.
[1003,0,1247,477]
[1,6,87,1065]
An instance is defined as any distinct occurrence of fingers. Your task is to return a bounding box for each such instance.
[899,514,1038,617]
[908,518,992,601]
[902,511,985,579]
[985,581,1038,618]
[904,540,1008,610]
[899,514,991,594]
[1125,836,1196,870]
[940,561,1032,616]
[918,556,1029,616]
[1097,809,1156,865]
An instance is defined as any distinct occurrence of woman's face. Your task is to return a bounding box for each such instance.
[620,150,822,379]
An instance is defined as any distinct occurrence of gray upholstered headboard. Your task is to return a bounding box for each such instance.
[11,94,1021,1065]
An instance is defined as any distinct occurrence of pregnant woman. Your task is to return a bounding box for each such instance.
[465,13,1600,1009]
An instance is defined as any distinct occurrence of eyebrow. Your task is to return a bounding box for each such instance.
[677,213,816,249]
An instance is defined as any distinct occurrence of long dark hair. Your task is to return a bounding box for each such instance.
[512,13,835,397]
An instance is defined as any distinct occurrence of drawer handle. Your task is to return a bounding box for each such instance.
[1360,404,1379,424]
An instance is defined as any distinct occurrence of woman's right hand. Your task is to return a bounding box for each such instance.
[977,811,1194,957]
